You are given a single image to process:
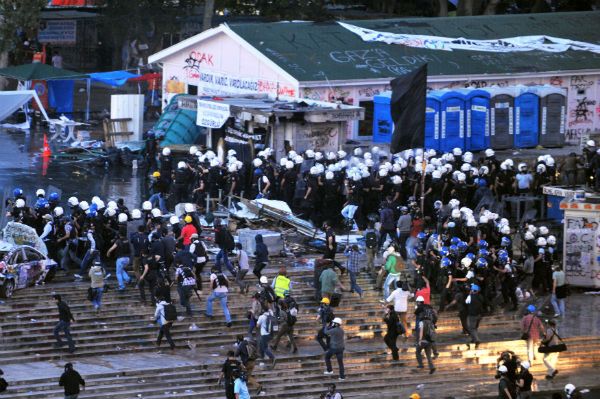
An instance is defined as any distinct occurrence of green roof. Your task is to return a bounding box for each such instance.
[0,63,87,81]
[228,11,600,82]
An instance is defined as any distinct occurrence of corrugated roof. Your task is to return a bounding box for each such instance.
[227,11,600,82]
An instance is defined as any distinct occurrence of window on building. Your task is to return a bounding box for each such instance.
[358,100,374,137]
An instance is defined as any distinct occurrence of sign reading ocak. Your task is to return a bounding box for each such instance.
[196,100,230,128]
[338,22,600,54]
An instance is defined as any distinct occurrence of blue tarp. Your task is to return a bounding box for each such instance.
[89,71,140,87]
[48,80,74,117]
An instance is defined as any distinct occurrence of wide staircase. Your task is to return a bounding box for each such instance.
[1,260,599,398]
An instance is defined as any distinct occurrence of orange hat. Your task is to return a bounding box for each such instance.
[409,394,421,399]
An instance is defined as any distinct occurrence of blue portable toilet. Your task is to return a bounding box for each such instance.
[373,91,394,144]
[533,85,567,148]
[514,85,540,148]
[457,88,490,151]
[481,86,516,150]
[425,93,441,151]
[430,89,465,152]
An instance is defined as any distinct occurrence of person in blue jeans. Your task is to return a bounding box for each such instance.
[107,233,132,290]
[53,295,76,353]
[344,245,363,298]
[206,270,232,327]
[323,318,345,380]
[88,262,105,311]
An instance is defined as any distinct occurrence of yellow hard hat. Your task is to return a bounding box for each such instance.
[409,394,421,399]
[321,297,330,305]
[184,215,192,223]
[152,171,160,178]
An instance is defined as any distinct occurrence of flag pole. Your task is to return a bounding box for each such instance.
[420,152,427,213]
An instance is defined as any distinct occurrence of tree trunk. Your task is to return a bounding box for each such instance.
[483,0,501,14]
[0,51,9,91]
[438,0,448,16]
[202,0,215,31]
[457,0,474,15]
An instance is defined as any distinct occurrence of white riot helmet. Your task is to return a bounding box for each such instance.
[294,155,304,164]
[432,170,442,179]
[467,218,478,227]
[372,146,380,155]
[452,147,462,156]
[151,208,162,218]
[142,201,152,211]
[378,168,388,177]
[285,161,294,170]
[479,166,489,176]
[391,175,402,185]
[451,209,461,219]
[479,215,489,224]
[518,162,527,172]
[177,161,186,169]
[545,156,555,167]
[205,150,216,160]
[162,147,171,156]
[310,166,319,175]
[505,159,514,168]
[326,151,336,161]
[337,150,347,159]
[353,148,363,156]
[500,225,510,235]
[96,200,105,210]
[210,159,220,167]
[36,189,46,197]
[189,146,198,155]
[485,148,495,157]
[539,226,549,236]
[457,172,466,182]
[118,213,128,223]
[184,203,195,213]
[228,164,238,173]
[365,159,374,167]
[463,152,473,164]
[524,231,534,240]
[54,206,64,217]
[363,152,372,160]
[325,171,334,180]
[91,196,101,205]
[106,208,116,217]
[304,149,315,159]
[586,140,595,147]
[131,209,141,219]
[461,257,472,268]
[227,149,237,157]
[536,237,547,246]
[169,215,179,225]
[314,151,323,161]
[460,163,470,172]
[536,164,546,173]
[68,197,79,207]
[449,199,460,209]
[107,200,117,210]
[79,201,89,211]
[252,158,263,168]
[547,235,557,245]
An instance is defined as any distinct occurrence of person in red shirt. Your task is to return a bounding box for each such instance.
[179,216,198,247]
[415,275,431,305]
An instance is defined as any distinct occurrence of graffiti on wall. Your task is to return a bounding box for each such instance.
[566,75,598,142]
[183,50,215,79]
[329,49,436,76]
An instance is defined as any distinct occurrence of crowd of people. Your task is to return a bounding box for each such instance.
[3,140,591,399]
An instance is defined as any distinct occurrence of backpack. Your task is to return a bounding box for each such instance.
[223,230,235,251]
[213,273,229,289]
[421,318,436,342]
[182,266,194,279]
[0,377,7,393]
[265,313,278,334]
[163,303,178,322]
[321,305,334,324]
[365,231,377,249]
[260,287,276,304]
[245,339,258,361]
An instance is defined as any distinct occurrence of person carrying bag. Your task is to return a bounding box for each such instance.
[538,319,566,380]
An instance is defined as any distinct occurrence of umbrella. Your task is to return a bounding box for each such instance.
[0,63,87,81]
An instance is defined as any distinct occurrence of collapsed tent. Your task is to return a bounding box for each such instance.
[0,90,50,124]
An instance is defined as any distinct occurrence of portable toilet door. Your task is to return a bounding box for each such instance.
[425,93,441,151]
[536,85,567,147]
[482,86,515,150]
[458,89,490,152]
[373,91,393,144]
[438,90,465,152]
[514,86,540,148]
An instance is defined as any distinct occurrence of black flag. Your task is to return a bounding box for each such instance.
[390,63,427,153]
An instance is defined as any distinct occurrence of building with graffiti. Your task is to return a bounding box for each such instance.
[149,11,600,145]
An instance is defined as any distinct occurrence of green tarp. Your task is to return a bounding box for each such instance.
[0,63,87,81]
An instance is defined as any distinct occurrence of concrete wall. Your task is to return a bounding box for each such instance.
[300,73,600,145]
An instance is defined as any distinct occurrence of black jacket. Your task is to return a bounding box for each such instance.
[57,301,75,323]
[255,234,268,264]
[59,369,85,395]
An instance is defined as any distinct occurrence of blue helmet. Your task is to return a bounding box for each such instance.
[478,178,487,187]
[431,233,439,241]
[450,237,461,246]
[498,249,509,260]
[417,232,428,241]
[476,258,488,268]
[13,188,23,197]
[35,198,49,210]
[49,192,60,201]
[449,244,459,254]
[465,252,476,261]
[471,284,480,292]
[501,237,511,247]
[478,248,489,258]
[457,241,468,252]
[439,246,449,257]
[440,257,452,268]
[478,240,488,249]
[527,305,536,313]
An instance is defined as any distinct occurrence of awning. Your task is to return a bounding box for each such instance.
[89,71,141,87]
[0,63,87,81]
[0,90,50,123]
[128,73,161,82]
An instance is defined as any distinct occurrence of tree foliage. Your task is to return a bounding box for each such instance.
[216,0,330,21]
[0,0,47,53]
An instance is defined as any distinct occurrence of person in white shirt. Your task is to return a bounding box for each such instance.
[51,51,63,68]
[235,242,250,294]
[256,309,276,368]
[205,268,232,327]
[384,281,413,338]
